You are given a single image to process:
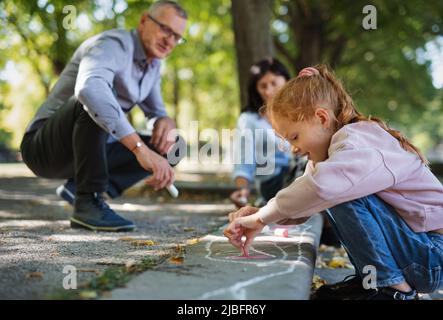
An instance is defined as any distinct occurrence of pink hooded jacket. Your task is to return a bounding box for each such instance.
[257,121,443,233]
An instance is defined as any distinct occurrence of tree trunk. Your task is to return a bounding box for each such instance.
[275,1,347,73]
[231,0,274,108]
[173,63,180,125]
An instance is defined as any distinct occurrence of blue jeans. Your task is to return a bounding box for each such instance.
[326,194,443,293]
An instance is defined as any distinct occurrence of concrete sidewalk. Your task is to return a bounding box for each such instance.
[108,214,323,300]
[0,165,233,299]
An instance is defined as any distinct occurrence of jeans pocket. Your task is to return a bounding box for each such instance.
[403,263,441,293]
[429,233,443,253]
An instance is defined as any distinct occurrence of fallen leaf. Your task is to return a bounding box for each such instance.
[79,290,97,299]
[130,240,156,246]
[311,275,328,290]
[77,269,101,275]
[49,251,59,257]
[327,257,347,268]
[26,272,43,279]
[186,238,199,245]
[169,256,184,265]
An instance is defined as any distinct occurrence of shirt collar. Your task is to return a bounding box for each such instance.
[131,29,160,69]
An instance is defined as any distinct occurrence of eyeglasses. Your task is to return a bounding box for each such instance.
[148,15,187,45]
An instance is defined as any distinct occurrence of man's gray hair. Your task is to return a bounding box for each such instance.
[148,1,188,19]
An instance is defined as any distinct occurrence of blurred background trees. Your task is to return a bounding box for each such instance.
[0,0,442,161]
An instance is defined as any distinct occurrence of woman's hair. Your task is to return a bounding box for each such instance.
[268,64,428,164]
[242,57,291,113]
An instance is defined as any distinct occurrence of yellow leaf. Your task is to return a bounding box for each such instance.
[327,257,347,268]
[79,291,97,299]
[186,238,199,245]
[311,275,327,290]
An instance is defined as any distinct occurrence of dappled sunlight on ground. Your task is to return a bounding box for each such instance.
[0,169,230,299]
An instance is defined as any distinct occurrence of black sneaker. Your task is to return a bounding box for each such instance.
[312,274,419,300]
[359,287,419,300]
[311,274,367,300]
[71,193,135,232]
[57,181,113,206]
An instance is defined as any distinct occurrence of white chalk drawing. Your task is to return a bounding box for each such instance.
[198,223,313,299]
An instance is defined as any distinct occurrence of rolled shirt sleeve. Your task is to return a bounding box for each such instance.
[74,36,135,140]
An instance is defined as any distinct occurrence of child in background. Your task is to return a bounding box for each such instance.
[230,58,297,208]
[224,65,443,300]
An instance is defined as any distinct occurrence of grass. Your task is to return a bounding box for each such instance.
[47,256,167,300]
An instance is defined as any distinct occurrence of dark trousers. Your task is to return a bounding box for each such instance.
[20,97,179,197]
[258,166,290,202]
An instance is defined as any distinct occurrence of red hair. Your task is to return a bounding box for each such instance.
[267,64,428,165]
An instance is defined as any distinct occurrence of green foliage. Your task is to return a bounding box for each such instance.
[0,0,239,149]
[273,0,443,152]
[0,0,442,155]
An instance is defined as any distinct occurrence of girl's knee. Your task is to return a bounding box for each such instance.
[328,196,370,214]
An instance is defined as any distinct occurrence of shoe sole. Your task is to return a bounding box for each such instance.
[70,217,136,232]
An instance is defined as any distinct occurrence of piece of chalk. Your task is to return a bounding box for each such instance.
[166,184,179,198]
[274,228,289,237]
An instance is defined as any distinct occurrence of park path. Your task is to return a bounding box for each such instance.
[0,164,231,299]
[108,215,323,300]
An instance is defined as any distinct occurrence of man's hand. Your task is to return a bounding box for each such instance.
[150,116,176,155]
[223,207,265,255]
[133,144,175,191]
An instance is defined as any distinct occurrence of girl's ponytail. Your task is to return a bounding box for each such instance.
[271,64,429,165]
[315,65,429,165]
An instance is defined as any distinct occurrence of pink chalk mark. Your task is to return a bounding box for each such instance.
[226,255,272,260]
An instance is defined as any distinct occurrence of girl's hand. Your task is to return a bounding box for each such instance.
[223,213,266,256]
[228,205,259,222]
[229,188,250,208]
